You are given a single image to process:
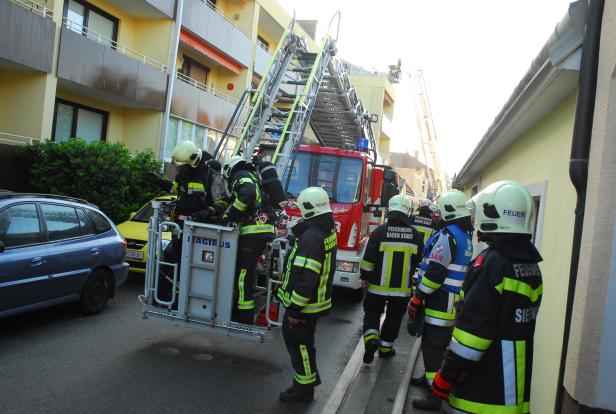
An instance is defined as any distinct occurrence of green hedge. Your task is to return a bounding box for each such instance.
[17,139,165,224]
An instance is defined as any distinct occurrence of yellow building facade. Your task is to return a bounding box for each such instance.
[453,3,585,412]
[2,0,384,172]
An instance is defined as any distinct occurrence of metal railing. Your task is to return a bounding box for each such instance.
[0,132,42,146]
[9,0,53,19]
[176,71,238,104]
[62,18,168,72]
[200,0,252,39]
[257,40,270,52]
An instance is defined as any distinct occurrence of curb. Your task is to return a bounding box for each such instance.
[391,337,422,414]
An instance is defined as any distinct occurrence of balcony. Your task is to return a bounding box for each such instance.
[0,0,56,73]
[171,72,239,131]
[253,43,272,78]
[104,0,175,19]
[56,19,168,111]
[182,0,252,69]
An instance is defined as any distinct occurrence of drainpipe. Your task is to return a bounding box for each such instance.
[159,0,185,162]
[555,0,604,412]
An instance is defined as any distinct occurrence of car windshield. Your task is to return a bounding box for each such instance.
[131,203,155,223]
[283,152,363,203]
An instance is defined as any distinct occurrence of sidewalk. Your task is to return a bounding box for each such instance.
[334,330,433,414]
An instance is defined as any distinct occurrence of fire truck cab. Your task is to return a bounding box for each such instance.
[281,145,399,294]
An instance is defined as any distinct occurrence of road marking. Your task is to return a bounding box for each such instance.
[321,334,365,414]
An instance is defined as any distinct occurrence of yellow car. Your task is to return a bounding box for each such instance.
[116,196,175,273]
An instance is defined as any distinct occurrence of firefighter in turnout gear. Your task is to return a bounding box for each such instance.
[410,199,439,245]
[360,195,424,364]
[410,189,474,411]
[277,187,337,403]
[430,181,542,414]
[221,156,275,325]
[146,141,221,299]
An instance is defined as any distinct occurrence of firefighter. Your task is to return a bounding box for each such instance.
[146,141,220,297]
[409,189,474,411]
[430,181,542,414]
[222,155,275,325]
[360,195,424,363]
[410,199,439,245]
[277,186,337,403]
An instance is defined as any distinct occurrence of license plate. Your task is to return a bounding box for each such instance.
[126,250,144,260]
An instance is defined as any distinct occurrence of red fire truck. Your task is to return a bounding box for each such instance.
[280,144,399,297]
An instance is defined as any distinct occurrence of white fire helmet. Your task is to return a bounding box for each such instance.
[388,195,412,216]
[222,155,245,180]
[437,189,471,222]
[297,187,331,219]
[171,140,202,168]
[468,180,533,234]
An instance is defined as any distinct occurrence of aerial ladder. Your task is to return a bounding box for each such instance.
[141,17,380,342]
[410,70,448,198]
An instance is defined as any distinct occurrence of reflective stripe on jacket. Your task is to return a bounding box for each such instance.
[360,217,424,297]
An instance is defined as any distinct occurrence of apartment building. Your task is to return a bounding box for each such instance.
[0,0,328,185]
[346,62,396,162]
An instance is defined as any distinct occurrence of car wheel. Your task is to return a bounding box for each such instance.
[80,269,111,315]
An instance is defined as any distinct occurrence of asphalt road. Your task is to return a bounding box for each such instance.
[0,274,364,414]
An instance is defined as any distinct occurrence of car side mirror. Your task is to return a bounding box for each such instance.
[129,212,136,219]
[0,241,5,253]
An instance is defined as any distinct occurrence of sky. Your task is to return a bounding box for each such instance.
[277,0,575,177]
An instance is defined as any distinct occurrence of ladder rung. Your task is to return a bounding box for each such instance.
[284,80,307,86]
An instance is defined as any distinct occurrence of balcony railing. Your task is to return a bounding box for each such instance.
[62,18,168,72]
[0,132,42,146]
[200,0,251,38]
[257,40,269,52]
[176,71,238,104]
[9,0,53,19]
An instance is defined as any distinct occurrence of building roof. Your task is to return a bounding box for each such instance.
[454,1,587,186]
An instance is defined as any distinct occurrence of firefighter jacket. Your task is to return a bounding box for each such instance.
[409,213,438,246]
[168,161,211,217]
[278,213,337,319]
[360,212,424,297]
[417,221,473,296]
[440,235,543,414]
[226,169,274,238]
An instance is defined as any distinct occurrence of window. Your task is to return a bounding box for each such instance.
[183,57,210,86]
[0,204,42,248]
[283,152,364,203]
[165,117,226,161]
[257,35,270,52]
[76,208,95,236]
[64,0,118,43]
[87,210,112,234]
[53,99,108,142]
[41,204,82,241]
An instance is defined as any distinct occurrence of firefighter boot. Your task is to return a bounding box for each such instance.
[379,346,396,359]
[410,374,428,389]
[363,338,379,364]
[279,385,314,403]
[412,393,441,411]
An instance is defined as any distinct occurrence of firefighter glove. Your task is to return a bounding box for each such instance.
[195,209,211,222]
[431,370,452,401]
[407,295,422,318]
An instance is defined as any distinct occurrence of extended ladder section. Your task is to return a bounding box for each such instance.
[411,70,447,197]
[223,19,377,177]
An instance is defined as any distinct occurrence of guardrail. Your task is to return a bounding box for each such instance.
[200,0,252,39]
[0,132,42,146]
[176,71,238,104]
[62,18,168,72]
[9,0,53,19]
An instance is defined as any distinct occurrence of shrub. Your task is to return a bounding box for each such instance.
[17,139,166,223]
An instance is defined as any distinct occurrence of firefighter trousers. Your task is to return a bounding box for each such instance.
[362,293,408,354]
[234,235,267,324]
[421,288,458,385]
[282,314,321,388]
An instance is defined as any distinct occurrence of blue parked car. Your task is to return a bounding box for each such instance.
[0,193,129,318]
